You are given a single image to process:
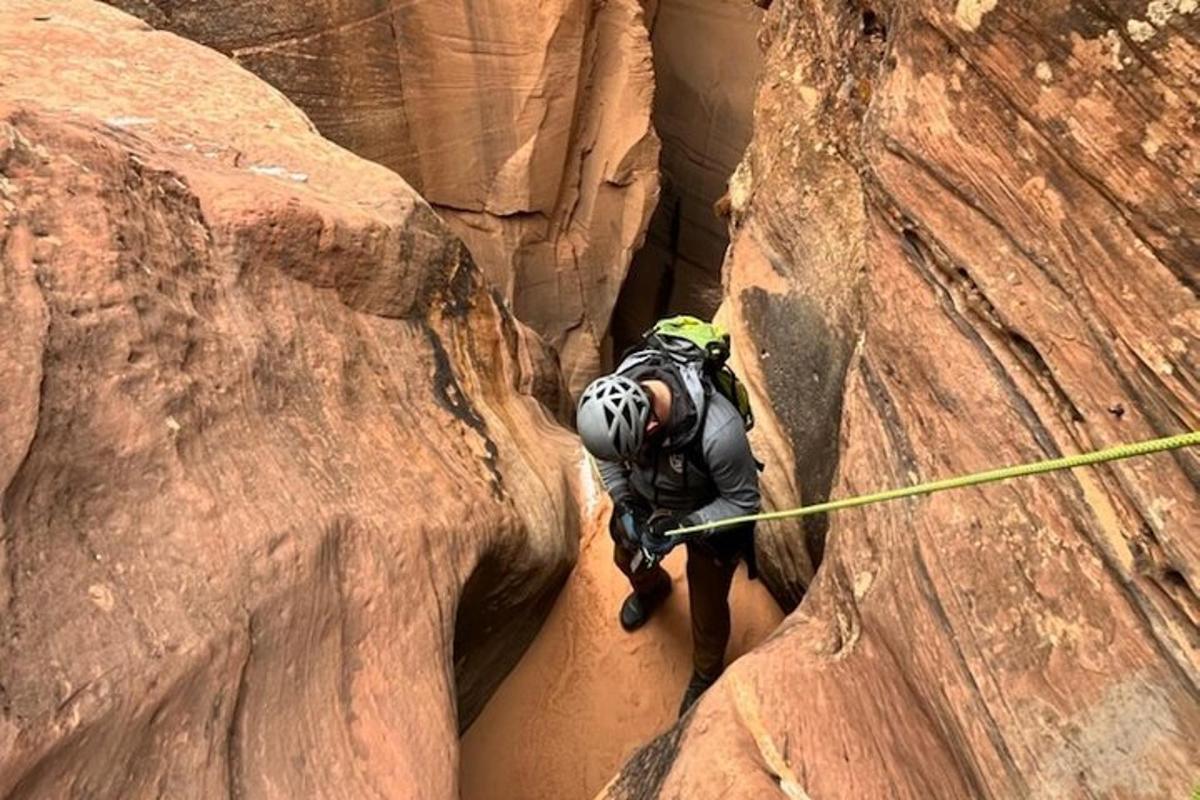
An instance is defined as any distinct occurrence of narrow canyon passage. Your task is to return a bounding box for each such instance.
[608,0,763,356]
[458,4,774,796]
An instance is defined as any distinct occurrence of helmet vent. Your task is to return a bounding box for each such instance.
[575,374,651,461]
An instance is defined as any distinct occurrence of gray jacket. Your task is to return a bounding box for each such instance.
[597,374,761,527]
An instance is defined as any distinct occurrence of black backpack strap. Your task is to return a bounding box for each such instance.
[682,381,713,476]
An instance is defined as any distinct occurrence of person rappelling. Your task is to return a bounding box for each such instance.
[575,316,761,717]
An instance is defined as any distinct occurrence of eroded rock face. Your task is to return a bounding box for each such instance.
[105,0,661,394]
[608,1,1200,797]
[0,2,579,796]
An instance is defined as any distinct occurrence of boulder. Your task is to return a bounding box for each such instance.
[606,1,1200,797]
[0,2,578,797]
[105,0,662,393]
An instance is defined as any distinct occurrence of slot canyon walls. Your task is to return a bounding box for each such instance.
[4,0,1197,797]
[106,0,661,394]
[0,2,583,796]
[605,1,1200,797]
[609,0,764,353]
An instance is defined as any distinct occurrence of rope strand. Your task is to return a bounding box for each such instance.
[668,431,1200,537]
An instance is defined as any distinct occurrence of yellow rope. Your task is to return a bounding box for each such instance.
[669,431,1200,537]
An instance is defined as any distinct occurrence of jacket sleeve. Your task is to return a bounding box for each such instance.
[688,416,761,527]
[596,457,633,503]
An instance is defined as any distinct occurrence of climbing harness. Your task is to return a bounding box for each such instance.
[667,431,1200,537]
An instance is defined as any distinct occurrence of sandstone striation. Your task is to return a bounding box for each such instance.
[0,2,579,797]
[105,0,661,394]
[606,1,1200,797]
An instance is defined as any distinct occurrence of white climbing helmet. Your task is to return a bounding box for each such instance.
[576,374,651,461]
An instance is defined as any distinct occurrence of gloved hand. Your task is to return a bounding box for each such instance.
[612,497,649,551]
[640,511,692,557]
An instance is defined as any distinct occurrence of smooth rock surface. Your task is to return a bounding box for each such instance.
[0,3,579,797]
[605,1,1200,797]
[105,0,662,393]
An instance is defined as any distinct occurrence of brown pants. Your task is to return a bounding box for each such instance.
[612,527,746,680]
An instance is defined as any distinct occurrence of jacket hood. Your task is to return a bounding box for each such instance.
[615,350,708,452]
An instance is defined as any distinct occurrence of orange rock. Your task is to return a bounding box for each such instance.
[608,1,1200,797]
[105,0,662,393]
[0,2,579,796]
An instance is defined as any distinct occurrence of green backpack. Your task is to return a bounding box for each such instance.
[641,315,755,431]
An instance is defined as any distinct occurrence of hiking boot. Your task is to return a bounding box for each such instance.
[618,580,671,632]
[678,670,720,718]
